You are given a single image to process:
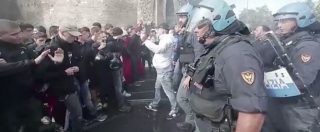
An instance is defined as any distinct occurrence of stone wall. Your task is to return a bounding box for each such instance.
[137,0,155,23]
[1,0,202,28]
[16,0,138,28]
[0,0,21,20]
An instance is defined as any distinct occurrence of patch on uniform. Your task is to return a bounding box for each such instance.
[301,54,311,63]
[285,41,293,46]
[241,71,255,85]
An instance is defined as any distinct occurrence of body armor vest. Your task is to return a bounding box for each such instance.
[179,32,195,63]
[189,35,246,123]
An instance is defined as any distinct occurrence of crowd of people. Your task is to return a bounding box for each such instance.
[2,0,320,132]
[0,18,169,132]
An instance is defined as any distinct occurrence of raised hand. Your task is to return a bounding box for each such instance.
[48,48,64,64]
[34,49,51,64]
[140,33,149,43]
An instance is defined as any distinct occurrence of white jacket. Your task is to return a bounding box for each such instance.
[145,34,175,70]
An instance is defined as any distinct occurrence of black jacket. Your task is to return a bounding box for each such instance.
[128,34,141,57]
[89,43,114,93]
[71,41,95,83]
[35,36,77,97]
[27,39,51,56]
[0,40,36,106]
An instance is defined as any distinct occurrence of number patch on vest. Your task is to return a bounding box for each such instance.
[264,68,301,97]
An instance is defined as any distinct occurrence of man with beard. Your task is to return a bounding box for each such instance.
[174,3,206,131]
[262,3,320,132]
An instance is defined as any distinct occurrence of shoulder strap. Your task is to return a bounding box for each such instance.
[285,32,317,48]
[207,35,243,59]
[293,37,316,47]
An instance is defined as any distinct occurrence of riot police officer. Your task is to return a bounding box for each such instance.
[175,2,206,131]
[262,3,320,132]
[173,3,193,92]
[185,0,267,131]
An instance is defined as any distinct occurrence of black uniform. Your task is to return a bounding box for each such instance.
[189,35,267,131]
[263,31,320,132]
[0,40,41,132]
[71,41,95,84]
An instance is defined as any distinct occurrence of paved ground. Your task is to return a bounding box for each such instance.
[85,70,185,132]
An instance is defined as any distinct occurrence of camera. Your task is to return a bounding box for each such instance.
[95,52,106,61]
[109,53,122,71]
[94,52,122,71]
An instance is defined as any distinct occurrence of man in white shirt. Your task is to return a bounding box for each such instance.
[141,23,178,120]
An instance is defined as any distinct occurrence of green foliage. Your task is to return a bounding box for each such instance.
[238,5,274,30]
[305,0,320,20]
[315,1,320,20]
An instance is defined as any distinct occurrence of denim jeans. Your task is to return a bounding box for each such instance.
[173,60,183,92]
[111,69,126,107]
[63,92,83,132]
[75,80,96,116]
[150,69,177,111]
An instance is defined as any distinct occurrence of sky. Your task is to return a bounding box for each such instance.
[224,0,318,15]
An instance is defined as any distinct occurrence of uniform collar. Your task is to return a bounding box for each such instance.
[282,31,313,47]
[206,35,230,50]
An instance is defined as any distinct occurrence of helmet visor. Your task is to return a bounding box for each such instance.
[273,12,298,21]
[186,6,215,32]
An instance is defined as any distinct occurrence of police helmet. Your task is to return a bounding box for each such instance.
[273,2,316,28]
[186,0,237,33]
[176,3,193,18]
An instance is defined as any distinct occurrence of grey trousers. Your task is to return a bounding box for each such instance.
[195,116,232,132]
[150,70,177,111]
[177,67,195,125]
[111,69,126,107]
